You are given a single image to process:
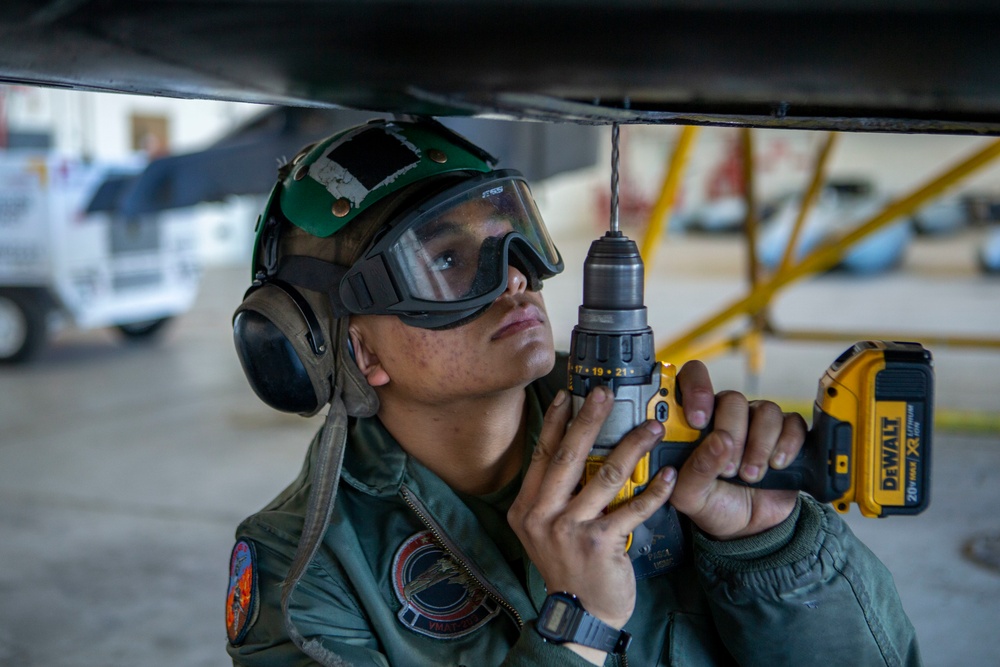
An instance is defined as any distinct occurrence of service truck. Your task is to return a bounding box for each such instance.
[0,152,201,363]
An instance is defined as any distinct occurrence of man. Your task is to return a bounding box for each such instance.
[228,118,921,666]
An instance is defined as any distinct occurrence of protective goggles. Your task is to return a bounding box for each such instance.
[340,170,564,328]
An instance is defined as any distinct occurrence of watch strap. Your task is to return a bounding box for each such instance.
[537,592,632,655]
[571,611,632,654]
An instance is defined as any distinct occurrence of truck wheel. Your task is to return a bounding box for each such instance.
[116,317,171,341]
[0,291,47,364]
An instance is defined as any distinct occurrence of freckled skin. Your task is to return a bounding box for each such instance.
[351,271,555,408]
[347,267,555,495]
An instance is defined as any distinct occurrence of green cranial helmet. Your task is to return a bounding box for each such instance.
[269,118,495,237]
[248,117,563,330]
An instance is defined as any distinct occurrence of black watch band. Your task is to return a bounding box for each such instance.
[535,591,632,655]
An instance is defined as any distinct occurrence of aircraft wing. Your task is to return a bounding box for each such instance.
[3,1,1000,133]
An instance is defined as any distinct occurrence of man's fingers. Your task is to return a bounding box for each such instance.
[571,419,664,518]
[769,411,808,470]
[595,465,678,539]
[677,360,714,429]
[711,391,748,477]
[670,430,734,515]
[532,386,614,509]
[567,460,679,555]
[736,401,809,482]
[516,388,572,507]
[738,400,786,482]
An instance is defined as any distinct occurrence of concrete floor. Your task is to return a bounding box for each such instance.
[1,230,999,666]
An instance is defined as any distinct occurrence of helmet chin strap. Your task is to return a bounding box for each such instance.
[280,393,353,666]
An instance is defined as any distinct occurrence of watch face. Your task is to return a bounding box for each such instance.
[540,599,572,635]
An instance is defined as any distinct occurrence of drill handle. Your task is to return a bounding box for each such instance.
[650,413,847,504]
[740,428,840,502]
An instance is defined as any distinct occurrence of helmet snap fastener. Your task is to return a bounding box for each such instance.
[428,149,448,164]
[331,198,352,217]
[294,165,308,181]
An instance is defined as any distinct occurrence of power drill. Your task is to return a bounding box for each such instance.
[568,230,934,572]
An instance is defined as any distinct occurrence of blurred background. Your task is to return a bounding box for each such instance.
[1,85,999,665]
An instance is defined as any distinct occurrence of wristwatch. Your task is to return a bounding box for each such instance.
[535,591,632,655]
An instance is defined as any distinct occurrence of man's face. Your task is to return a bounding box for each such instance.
[399,198,519,303]
[351,201,555,402]
[353,285,555,406]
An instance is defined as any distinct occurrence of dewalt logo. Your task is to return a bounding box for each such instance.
[874,402,906,507]
[879,417,900,491]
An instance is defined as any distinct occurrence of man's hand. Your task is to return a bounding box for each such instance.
[672,361,808,540]
[507,387,675,664]
[507,363,808,662]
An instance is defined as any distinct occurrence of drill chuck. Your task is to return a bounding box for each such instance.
[580,232,645,313]
[570,232,657,449]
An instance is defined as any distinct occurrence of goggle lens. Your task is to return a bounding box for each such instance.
[389,179,559,303]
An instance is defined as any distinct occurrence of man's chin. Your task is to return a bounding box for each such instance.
[524,345,558,383]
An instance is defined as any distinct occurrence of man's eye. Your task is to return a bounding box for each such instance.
[431,251,458,271]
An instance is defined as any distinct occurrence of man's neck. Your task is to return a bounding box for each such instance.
[377,387,529,496]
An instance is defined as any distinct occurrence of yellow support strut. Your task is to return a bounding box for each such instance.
[660,136,1000,361]
[641,126,700,270]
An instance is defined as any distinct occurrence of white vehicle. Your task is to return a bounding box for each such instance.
[757,181,913,275]
[980,226,1000,275]
[0,152,201,363]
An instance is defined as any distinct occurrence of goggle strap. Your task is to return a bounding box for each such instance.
[276,255,352,318]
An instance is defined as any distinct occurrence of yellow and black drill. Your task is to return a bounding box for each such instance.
[568,229,933,573]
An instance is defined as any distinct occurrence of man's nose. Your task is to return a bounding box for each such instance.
[504,264,529,295]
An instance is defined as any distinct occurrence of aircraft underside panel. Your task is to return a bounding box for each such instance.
[2,2,1000,134]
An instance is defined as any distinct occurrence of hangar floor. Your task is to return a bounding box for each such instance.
[1,229,998,666]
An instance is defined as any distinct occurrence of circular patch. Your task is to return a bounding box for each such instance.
[392,530,499,639]
[226,539,259,645]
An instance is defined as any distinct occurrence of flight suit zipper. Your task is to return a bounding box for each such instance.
[400,485,524,630]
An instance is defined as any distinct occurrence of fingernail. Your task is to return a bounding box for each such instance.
[723,461,737,477]
[593,386,609,403]
[644,420,664,437]
[690,410,708,429]
[661,467,676,483]
[552,389,567,407]
[742,464,760,481]
[771,452,786,468]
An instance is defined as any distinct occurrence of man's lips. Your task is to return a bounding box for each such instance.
[491,304,545,340]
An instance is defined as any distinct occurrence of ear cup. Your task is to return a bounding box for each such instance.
[233,310,319,414]
[233,282,333,415]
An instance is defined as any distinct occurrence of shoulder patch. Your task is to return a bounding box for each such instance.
[392,530,500,639]
[226,539,259,645]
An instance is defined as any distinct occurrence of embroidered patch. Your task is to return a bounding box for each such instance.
[226,539,259,645]
[392,530,500,639]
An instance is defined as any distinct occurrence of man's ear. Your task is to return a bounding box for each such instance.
[348,325,390,387]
